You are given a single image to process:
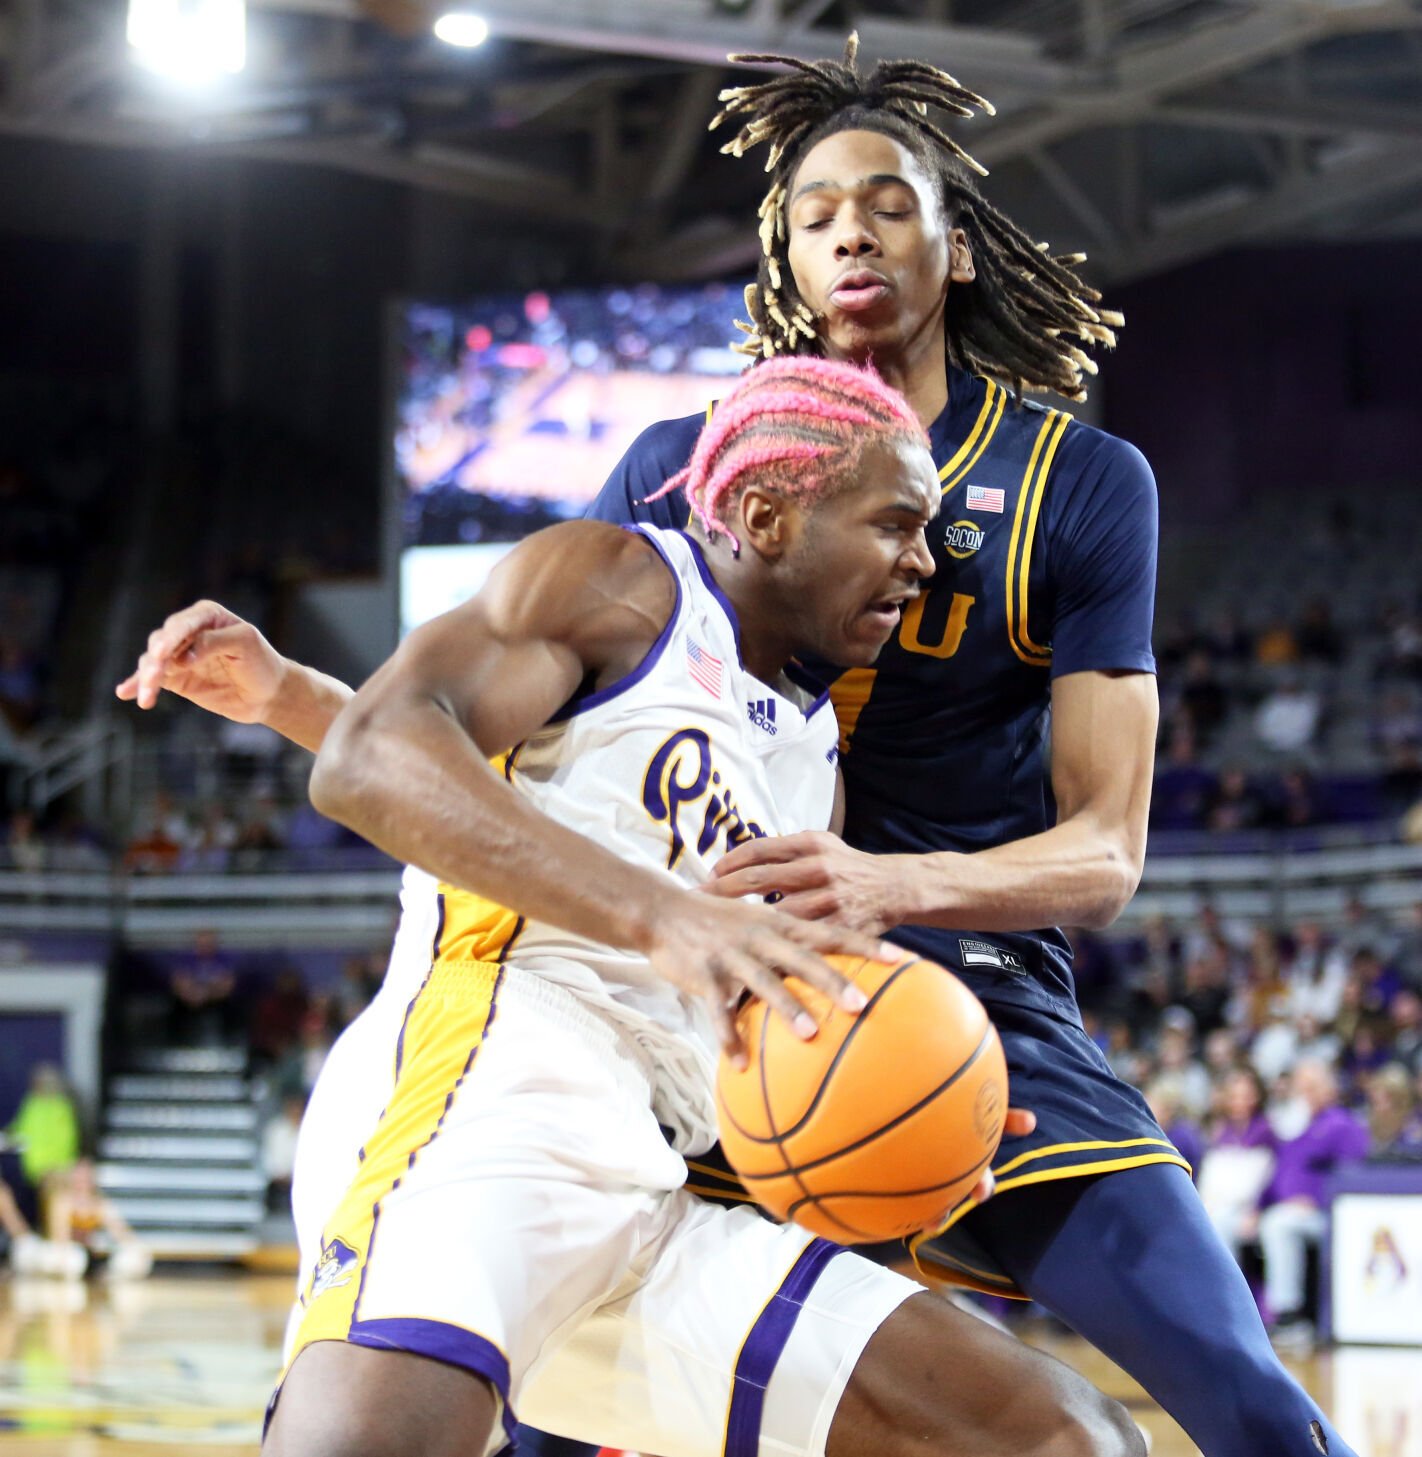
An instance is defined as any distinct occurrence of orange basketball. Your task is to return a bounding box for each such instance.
[715,952,1008,1244]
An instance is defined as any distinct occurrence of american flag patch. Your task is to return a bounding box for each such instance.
[965,484,1005,514]
[686,639,723,698]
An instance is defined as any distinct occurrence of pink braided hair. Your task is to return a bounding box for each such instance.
[645,357,927,546]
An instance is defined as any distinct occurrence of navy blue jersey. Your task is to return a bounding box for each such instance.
[587,368,1158,1021]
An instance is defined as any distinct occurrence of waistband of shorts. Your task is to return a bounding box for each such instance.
[491,964,660,1099]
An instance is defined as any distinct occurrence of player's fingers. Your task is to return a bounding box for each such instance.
[1003,1107,1036,1137]
[712,831,828,877]
[700,858,828,901]
[707,987,747,1069]
[784,916,902,969]
[114,671,140,702]
[744,928,870,1015]
[722,949,818,1039]
[971,1168,996,1203]
[766,890,838,922]
[183,623,255,661]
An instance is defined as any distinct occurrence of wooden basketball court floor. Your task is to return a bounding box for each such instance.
[0,1272,1417,1456]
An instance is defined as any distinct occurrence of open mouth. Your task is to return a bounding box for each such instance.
[862,590,916,630]
[829,269,891,313]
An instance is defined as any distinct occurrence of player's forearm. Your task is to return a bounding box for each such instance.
[310,699,674,954]
[261,661,356,754]
[892,816,1142,934]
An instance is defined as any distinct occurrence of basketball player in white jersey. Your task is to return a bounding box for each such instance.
[120,359,1140,1457]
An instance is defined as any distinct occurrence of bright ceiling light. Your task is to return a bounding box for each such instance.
[127,0,246,79]
[433,11,489,47]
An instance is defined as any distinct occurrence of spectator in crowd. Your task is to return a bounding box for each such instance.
[1253,1059,1368,1336]
[1389,987,1422,1071]
[1254,617,1300,667]
[0,634,42,732]
[1271,769,1318,829]
[1207,608,1253,664]
[335,954,380,1027]
[1396,901,1422,989]
[276,1001,337,1098]
[178,802,238,873]
[1284,920,1346,1026]
[1205,768,1268,833]
[1296,598,1343,665]
[1253,675,1322,757]
[1365,1064,1422,1157]
[1150,724,1216,832]
[1226,928,1289,1036]
[2,808,45,873]
[1177,946,1232,1036]
[43,1157,151,1280]
[1178,649,1228,744]
[1144,1075,1204,1174]
[5,1064,80,1197]
[1102,1016,1148,1086]
[1335,893,1393,963]
[1202,1027,1243,1089]
[250,967,310,1066]
[261,1092,307,1213]
[1156,1008,1213,1118]
[167,928,240,1046]
[122,792,187,874]
[1197,1066,1276,1265]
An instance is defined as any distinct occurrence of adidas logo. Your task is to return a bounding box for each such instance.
[747,698,778,735]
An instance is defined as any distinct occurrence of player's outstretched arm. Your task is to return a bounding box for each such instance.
[115,600,354,754]
[308,521,886,1064]
[709,669,1157,934]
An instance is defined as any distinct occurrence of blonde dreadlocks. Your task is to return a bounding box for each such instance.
[713,34,1124,401]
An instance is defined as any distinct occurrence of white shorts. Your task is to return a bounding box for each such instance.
[281,959,919,1457]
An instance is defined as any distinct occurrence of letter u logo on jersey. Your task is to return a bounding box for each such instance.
[899,591,976,660]
[642,728,712,869]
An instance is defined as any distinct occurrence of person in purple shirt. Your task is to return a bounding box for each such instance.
[1253,1059,1369,1331]
[1198,1066,1277,1265]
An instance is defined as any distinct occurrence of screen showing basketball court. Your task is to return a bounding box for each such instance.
[394,282,747,635]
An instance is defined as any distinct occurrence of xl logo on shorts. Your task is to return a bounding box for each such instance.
[310,1236,360,1299]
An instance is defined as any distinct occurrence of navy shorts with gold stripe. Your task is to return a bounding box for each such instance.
[907,998,1190,1297]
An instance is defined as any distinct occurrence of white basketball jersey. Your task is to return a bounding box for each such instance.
[388,525,840,1151]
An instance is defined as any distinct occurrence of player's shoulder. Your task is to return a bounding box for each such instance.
[624,409,707,472]
[1027,406,1157,525]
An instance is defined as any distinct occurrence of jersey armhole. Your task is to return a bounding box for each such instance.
[546,526,683,724]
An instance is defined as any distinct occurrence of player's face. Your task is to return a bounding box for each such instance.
[785,129,969,365]
[787,438,939,667]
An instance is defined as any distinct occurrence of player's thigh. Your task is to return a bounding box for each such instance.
[519,1194,916,1457]
[265,1338,498,1457]
[829,1290,1144,1457]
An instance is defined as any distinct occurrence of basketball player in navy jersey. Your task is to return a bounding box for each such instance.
[584,40,1352,1457]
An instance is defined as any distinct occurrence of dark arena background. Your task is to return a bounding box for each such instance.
[2,2,1422,1452]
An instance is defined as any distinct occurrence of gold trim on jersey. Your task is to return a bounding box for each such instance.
[829,668,878,755]
[906,1136,1191,1298]
[1005,411,1069,667]
[939,378,1006,494]
[286,961,505,1359]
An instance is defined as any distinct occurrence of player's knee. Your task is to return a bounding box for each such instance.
[1032,1392,1144,1457]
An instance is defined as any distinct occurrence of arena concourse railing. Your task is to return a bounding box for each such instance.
[2,829,1420,947]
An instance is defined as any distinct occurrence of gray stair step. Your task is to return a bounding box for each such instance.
[99,1163,266,1195]
[100,1133,258,1162]
[107,1103,258,1132]
[127,1048,248,1075]
[112,1196,266,1226]
[109,1074,249,1101]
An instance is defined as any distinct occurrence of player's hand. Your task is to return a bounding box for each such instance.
[968,1107,1036,1204]
[646,891,903,1069]
[705,831,906,934]
[116,600,285,724]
